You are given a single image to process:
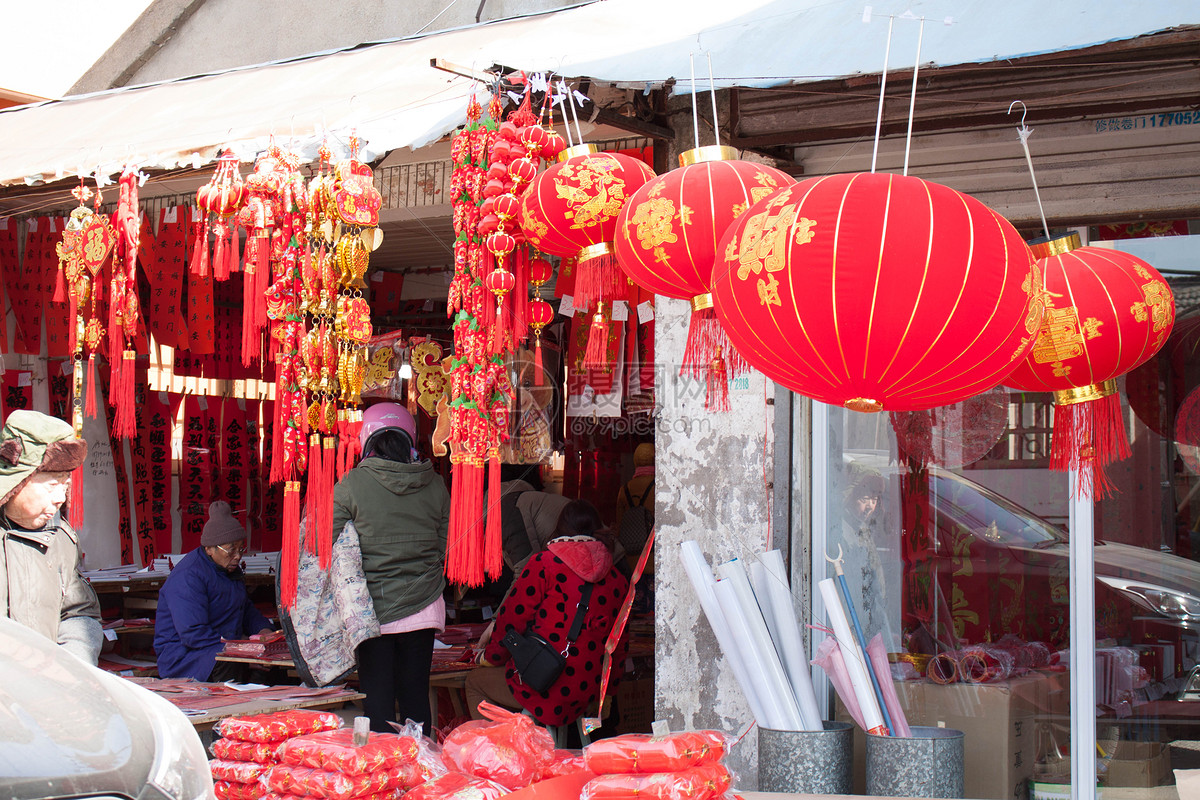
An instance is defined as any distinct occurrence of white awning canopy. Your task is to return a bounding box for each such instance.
[0,0,1194,186]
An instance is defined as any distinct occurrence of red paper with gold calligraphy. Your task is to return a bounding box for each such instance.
[144,391,180,557]
[44,217,72,358]
[104,378,136,566]
[180,395,214,552]
[221,398,249,526]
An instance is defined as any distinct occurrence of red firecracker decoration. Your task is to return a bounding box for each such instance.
[712,172,1043,412]
[615,145,794,410]
[1004,233,1174,497]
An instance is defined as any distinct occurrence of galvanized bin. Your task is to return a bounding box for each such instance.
[866,725,965,798]
[758,721,854,794]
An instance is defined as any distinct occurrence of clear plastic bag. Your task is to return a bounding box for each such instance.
[263,763,422,800]
[580,764,732,800]
[211,738,280,764]
[275,729,420,775]
[210,759,271,784]
[401,771,510,800]
[440,702,556,789]
[214,709,342,743]
[583,731,728,774]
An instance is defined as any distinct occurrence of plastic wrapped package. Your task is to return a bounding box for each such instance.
[210,759,271,784]
[215,709,342,742]
[402,772,510,800]
[583,731,728,774]
[214,779,269,800]
[541,749,590,779]
[264,763,423,799]
[581,764,733,800]
[211,738,281,764]
[440,702,556,789]
[958,645,1016,683]
[276,729,420,775]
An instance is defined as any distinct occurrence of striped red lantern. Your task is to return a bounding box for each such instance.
[712,172,1043,412]
[1004,233,1174,497]
[615,145,795,410]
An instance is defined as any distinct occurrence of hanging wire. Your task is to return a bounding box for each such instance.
[1008,100,1051,239]
[689,53,701,151]
[901,16,926,177]
[554,81,575,148]
[706,52,721,147]
[869,15,895,174]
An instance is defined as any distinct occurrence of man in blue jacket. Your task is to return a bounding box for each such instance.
[154,501,273,681]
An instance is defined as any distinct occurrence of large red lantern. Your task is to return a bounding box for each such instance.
[712,172,1043,412]
[518,144,655,314]
[1004,233,1174,496]
[614,145,795,410]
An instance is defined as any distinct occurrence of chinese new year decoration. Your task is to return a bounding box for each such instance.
[712,172,1043,412]
[1004,233,1174,497]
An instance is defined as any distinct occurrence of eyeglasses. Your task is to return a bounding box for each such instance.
[216,543,246,557]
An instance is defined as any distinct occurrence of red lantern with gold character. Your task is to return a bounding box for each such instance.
[1004,233,1174,497]
[712,172,1043,412]
[615,145,795,410]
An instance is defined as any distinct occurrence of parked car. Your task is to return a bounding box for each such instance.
[0,616,213,800]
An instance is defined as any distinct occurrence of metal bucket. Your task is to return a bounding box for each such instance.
[866,725,965,798]
[758,721,854,794]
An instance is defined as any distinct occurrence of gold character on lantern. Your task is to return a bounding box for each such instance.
[630,197,679,249]
[757,273,782,307]
[1031,306,1085,364]
[1139,280,1173,331]
[734,203,813,281]
[555,155,627,228]
[1082,318,1103,339]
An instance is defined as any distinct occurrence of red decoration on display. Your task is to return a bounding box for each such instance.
[1004,235,1174,497]
[712,172,1043,412]
[195,150,246,279]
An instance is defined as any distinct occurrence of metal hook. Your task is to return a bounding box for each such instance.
[1007,100,1028,129]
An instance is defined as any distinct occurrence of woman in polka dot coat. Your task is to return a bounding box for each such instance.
[468,499,629,726]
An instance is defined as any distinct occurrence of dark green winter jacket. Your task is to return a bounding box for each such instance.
[332,458,449,625]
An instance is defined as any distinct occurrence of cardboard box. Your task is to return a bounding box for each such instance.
[1104,740,1171,787]
[838,671,1069,800]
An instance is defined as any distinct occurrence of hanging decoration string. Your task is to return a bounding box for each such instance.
[1008,100,1052,240]
[690,53,702,151]
[554,82,576,149]
[707,52,720,146]
[869,14,895,174]
[901,16,926,177]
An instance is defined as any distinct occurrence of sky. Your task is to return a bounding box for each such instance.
[1,0,152,99]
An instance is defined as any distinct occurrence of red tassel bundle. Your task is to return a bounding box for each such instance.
[317,438,336,570]
[84,354,98,419]
[111,350,138,438]
[69,466,84,529]
[534,336,545,386]
[1050,392,1131,499]
[572,249,624,313]
[446,461,489,587]
[189,220,209,277]
[304,434,323,557]
[241,242,262,365]
[584,304,610,371]
[484,454,503,578]
[280,481,302,610]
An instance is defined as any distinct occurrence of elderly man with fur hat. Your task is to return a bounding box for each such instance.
[154,500,273,681]
[0,410,102,663]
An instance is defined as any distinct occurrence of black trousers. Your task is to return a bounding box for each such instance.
[355,629,435,736]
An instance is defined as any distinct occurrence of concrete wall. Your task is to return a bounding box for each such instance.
[70,0,577,95]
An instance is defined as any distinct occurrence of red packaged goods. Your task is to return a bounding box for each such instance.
[581,764,733,800]
[214,709,342,742]
[264,763,421,799]
[258,794,403,800]
[583,731,728,774]
[541,749,590,779]
[403,772,509,800]
[214,779,269,800]
[211,738,280,764]
[210,759,271,784]
[441,702,556,790]
[276,729,420,775]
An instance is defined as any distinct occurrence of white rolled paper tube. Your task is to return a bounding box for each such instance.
[760,550,823,730]
[717,559,805,730]
[680,541,769,727]
[819,578,886,735]
[713,578,792,730]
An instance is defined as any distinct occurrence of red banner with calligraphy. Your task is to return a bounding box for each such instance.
[105,398,136,567]
[259,416,283,552]
[144,391,180,557]
[244,399,264,551]
[150,209,190,350]
[1,371,33,421]
[8,220,43,355]
[207,398,224,513]
[0,220,10,353]
[186,219,215,355]
[129,380,155,567]
[180,395,214,552]
[44,217,72,358]
[221,398,250,534]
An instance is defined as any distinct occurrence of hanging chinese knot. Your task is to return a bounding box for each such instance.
[108,165,144,439]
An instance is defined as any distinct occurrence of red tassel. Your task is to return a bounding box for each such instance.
[1050,392,1131,499]
[53,264,67,303]
[445,460,464,582]
[305,434,322,556]
[573,250,623,311]
[69,465,84,529]
[269,390,286,485]
[112,350,138,439]
[706,347,731,413]
[318,437,336,570]
[254,235,270,339]
[534,335,545,386]
[212,233,226,281]
[279,481,301,609]
[84,354,98,418]
[241,249,259,366]
[466,462,484,586]
[189,220,207,276]
[485,453,503,578]
[682,306,748,380]
[491,299,507,355]
[584,304,610,371]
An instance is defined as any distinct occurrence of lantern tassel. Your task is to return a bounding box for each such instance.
[534,334,545,386]
[53,263,67,303]
[1050,392,1131,499]
[446,459,464,583]
[706,348,731,413]
[683,306,748,380]
[241,247,260,366]
[84,354,98,419]
[189,220,207,277]
[573,250,623,311]
[584,304,610,371]
[485,453,503,579]
[279,481,301,610]
[69,465,84,529]
[316,437,336,571]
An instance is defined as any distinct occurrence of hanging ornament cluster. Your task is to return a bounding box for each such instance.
[712,172,1044,413]
[615,146,794,411]
[108,165,145,438]
[193,150,245,279]
[1004,234,1174,497]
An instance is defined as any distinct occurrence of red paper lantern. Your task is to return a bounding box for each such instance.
[712,172,1042,412]
[615,145,795,410]
[518,144,655,310]
[1004,233,1174,496]
[529,256,553,288]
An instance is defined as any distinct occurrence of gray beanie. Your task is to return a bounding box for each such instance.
[200,501,247,547]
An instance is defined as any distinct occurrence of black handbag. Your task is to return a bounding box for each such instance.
[501,583,593,694]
